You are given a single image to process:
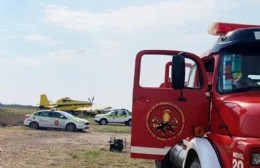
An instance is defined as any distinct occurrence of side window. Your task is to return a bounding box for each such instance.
[110,111,117,115]
[139,55,194,89]
[118,110,126,116]
[59,114,67,119]
[140,55,172,88]
[139,54,202,89]
[38,111,50,117]
[50,112,60,118]
[186,58,202,89]
[34,112,40,116]
[186,65,197,88]
[118,111,122,115]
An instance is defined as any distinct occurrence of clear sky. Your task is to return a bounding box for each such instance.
[0,0,259,109]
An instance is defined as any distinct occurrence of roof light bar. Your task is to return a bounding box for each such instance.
[208,22,260,36]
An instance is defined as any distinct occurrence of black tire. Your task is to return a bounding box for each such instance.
[99,119,107,125]
[66,123,76,132]
[125,119,132,126]
[155,153,173,168]
[84,111,90,116]
[29,122,39,130]
[190,157,201,168]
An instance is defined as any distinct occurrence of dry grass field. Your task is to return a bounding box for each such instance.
[0,107,153,168]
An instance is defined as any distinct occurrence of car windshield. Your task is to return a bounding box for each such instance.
[218,43,260,93]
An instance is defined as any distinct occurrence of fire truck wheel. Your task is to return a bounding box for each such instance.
[190,157,200,168]
[154,153,173,168]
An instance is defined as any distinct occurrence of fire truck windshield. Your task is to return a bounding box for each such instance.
[218,45,260,93]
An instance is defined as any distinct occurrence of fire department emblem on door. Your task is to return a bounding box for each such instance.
[146,102,184,141]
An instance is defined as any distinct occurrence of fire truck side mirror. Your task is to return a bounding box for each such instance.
[171,54,185,90]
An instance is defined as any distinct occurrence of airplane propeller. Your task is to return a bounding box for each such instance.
[88,97,95,107]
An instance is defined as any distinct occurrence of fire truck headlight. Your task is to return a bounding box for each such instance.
[251,153,260,166]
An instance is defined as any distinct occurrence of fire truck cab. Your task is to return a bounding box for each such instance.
[131,22,260,168]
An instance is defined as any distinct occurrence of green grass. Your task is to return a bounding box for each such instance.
[20,148,153,168]
[0,107,36,116]
[67,148,153,168]
[40,148,153,168]
[0,108,36,126]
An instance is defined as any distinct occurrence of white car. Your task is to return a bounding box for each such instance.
[24,110,89,132]
[94,109,132,125]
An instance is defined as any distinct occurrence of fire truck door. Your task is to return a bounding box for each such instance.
[131,50,209,160]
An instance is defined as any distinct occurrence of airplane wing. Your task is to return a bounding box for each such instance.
[39,105,58,109]
[73,106,112,112]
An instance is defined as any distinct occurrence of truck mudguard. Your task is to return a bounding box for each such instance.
[183,138,221,168]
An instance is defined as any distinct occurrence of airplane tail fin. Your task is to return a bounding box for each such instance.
[40,94,50,107]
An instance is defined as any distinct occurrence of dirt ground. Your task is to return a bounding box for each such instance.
[0,109,153,168]
[0,114,24,127]
[0,127,132,168]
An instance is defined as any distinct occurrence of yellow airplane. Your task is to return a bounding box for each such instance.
[39,94,111,116]
[39,94,92,111]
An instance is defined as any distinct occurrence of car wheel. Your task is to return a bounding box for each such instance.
[29,122,39,130]
[66,123,76,132]
[189,157,201,168]
[125,119,132,126]
[84,111,90,116]
[100,119,107,125]
[127,119,132,126]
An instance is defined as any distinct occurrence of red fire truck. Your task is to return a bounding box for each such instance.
[130,22,260,168]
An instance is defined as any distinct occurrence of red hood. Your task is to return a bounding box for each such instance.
[221,95,260,138]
